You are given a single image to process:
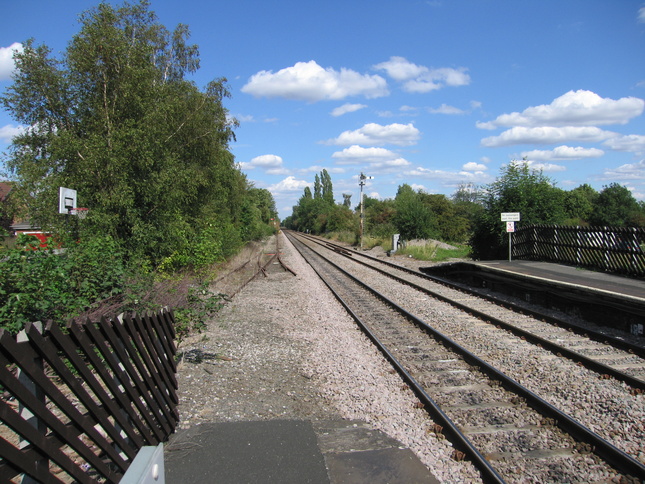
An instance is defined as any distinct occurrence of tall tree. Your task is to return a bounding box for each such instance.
[320,169,334,205]
[563,184,598,225]
[393,184,433,240]
[1,1,243,264]
[589,183,643,227]
[471,161,566,259]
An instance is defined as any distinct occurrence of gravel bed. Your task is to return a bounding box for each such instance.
[313,240,645,469]
[176,234,482,483]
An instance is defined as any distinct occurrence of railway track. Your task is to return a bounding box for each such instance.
[285,231,645,483]
[301,232,645,390]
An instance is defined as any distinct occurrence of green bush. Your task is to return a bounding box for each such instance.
[0,234,126,333]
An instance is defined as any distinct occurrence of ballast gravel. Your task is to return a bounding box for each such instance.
[175,234,481,483]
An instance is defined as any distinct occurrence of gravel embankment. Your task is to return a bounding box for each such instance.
[175,233,481,483]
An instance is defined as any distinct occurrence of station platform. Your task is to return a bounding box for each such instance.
[474,260,645,301]
[422,260,645,335]
[164,419,439,484]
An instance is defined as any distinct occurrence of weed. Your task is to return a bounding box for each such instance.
[397,243,470,261]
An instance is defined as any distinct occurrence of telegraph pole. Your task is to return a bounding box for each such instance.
[359,172,373,250]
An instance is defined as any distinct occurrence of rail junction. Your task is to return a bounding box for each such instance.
[285,230,645,483]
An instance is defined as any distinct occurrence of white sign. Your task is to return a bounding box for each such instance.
[501,212,520,222]
[58,187,77,214]
[506,221,515,232]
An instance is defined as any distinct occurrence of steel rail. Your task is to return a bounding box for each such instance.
[293,232,645,391]
[287,231,645,481]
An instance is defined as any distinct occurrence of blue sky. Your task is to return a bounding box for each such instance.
[1,1,645,220]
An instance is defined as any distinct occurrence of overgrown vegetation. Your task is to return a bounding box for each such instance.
[397,243,470,261]
[0,234,126,333]
[0,1,277,334]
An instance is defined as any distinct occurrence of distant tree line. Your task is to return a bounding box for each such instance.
[284,163,645,260]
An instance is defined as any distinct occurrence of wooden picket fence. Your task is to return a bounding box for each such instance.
[513,225,645,277]
[0,309,178,483]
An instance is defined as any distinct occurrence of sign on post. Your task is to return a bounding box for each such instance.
[501,213,520,261]
[501,212,520,222]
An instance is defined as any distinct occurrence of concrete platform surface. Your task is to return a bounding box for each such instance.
[475,260,645,301]
[164,419,439,484]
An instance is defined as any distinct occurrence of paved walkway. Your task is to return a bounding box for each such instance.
[165,419,438,484]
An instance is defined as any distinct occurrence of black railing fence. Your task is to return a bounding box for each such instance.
[513,225,645,277]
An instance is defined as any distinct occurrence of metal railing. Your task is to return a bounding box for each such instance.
[513,225,645,277]
[0,309,178,483]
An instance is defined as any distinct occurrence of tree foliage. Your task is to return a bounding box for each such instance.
[563,183,597,225]
[393,184,434,240]
[588,183,642,227]
[470,161,567,259]
[1,0,275,266]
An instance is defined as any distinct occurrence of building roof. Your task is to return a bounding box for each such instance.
[0,181,13,202]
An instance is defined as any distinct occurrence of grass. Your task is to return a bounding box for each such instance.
[396,242,470,261]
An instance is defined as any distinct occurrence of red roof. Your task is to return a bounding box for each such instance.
[0,181,12,202]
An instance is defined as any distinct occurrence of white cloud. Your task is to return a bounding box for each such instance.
[0,124,25,143]
[296,165,345,175]
[477,90,644,129]
[331,145,402,164]
[428,104,465,115]
[241,60,388,102]
[639,7,645,23]
[374,56,470,93]
[239,154,290,175]
[235,114,255,123]
[326,122,420,146]
[248,154,283,168]
[410,184,426,191]
[462,162,487,171]
[267,176,311,193]
[332,146,411,171]
[0,43,22,81]
[525,161,567,172]
[481,126,616,147]
[404,166,492,185]
[373,57,427,81]
[520,145,604,161]
[603,134,645,155]
[331,103,367,117]
[599,159,645,181]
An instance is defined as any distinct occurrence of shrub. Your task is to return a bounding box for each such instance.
[0,234,126,333]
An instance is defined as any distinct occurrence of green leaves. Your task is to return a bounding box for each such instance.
[0,235,125,333]
[0,0,276,268]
